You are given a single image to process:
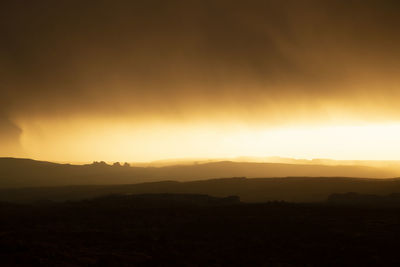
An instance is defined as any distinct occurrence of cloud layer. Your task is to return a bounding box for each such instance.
[1,0,400,157]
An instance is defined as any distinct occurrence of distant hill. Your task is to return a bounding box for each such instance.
[136,156,400,170]
[3,176,400,203]
[0,157,397,188]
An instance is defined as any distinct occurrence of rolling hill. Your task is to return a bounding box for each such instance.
[3,176,400,203]
[0,157,397,188]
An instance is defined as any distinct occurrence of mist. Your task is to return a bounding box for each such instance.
[1,0,400,160]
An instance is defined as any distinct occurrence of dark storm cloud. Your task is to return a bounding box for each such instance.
[1,0,400,143]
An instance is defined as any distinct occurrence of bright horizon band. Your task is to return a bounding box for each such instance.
[12,121,400,162]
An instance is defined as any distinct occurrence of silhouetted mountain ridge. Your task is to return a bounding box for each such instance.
[0,157,397,188]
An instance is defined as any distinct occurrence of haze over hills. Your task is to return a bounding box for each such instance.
[137,156,400,170]
[0,157,399,189]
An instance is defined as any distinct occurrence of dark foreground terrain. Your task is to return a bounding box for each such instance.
[1,194,400,266]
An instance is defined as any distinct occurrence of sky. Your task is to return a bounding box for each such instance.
[1,0,400,162]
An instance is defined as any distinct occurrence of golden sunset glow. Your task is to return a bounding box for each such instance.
[4,2,400,264]
[1,0,400,168]
[15,120,400,162]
